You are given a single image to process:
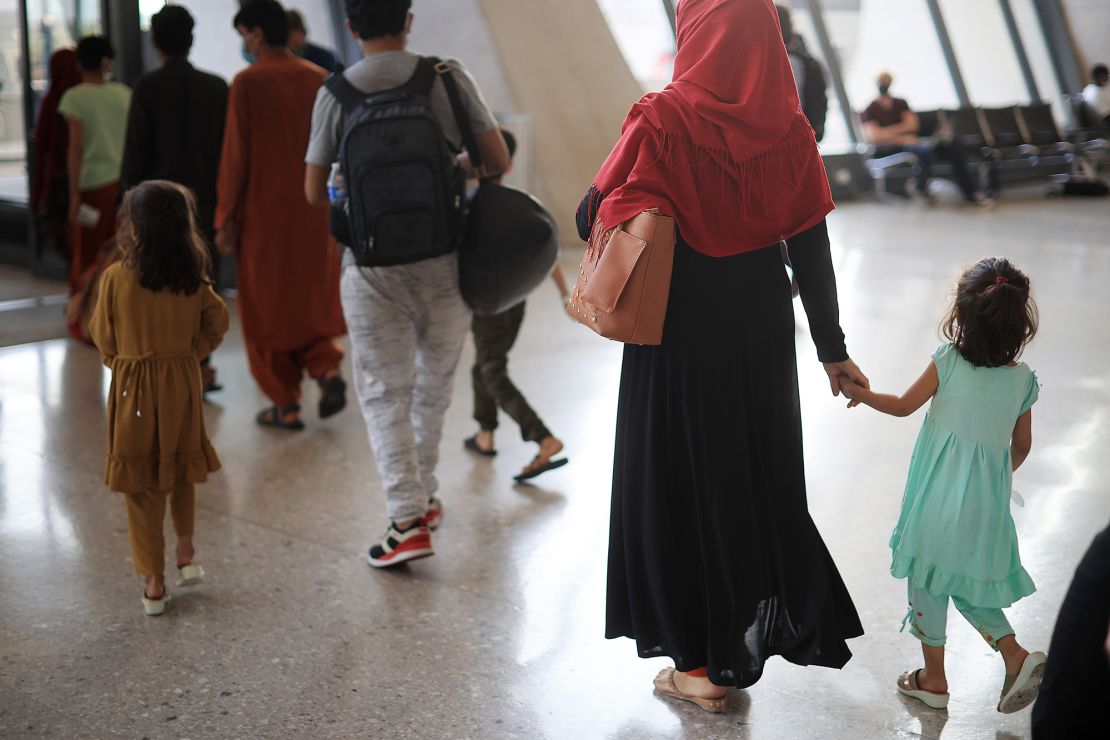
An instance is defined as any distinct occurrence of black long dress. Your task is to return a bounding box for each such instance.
[580,199,864,688]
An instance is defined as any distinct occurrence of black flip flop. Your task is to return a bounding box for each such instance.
[513,456,569,482]
[464,435,497,457]
[256,404,305,431]
[317,376,347,419]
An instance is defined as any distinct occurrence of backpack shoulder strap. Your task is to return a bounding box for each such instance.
[402,56,439,97]
[429,56,484,170]
[324,71,365,115]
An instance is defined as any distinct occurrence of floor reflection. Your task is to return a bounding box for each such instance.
[1,196,1108,738]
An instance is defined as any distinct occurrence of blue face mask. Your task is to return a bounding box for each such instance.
[241,42,255,65]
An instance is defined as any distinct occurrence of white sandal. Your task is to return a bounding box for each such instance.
[176,563,205,588]
[997,651,1047,714]
[142,589,171,617]
[896,669,950,709]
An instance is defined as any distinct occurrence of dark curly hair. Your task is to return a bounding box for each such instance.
[941,257,1038,368]
[345,0,412,40]
[118,181,212,296]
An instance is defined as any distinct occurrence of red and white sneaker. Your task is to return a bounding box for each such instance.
[367,520,434,568]
[421,498,444,531]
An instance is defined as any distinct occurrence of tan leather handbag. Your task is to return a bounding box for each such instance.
[568,209,676,345]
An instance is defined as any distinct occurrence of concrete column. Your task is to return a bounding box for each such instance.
[476,0,643,240]
[1059,0,1110,79]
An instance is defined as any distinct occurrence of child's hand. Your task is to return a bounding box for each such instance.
[841,381,864,408]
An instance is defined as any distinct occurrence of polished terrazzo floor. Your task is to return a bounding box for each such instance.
[1,194,1108,739]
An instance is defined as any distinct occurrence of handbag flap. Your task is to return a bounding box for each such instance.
[581,229,648,313]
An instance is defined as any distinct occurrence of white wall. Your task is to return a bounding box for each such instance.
[405,0,515,114]
[845,0,959,110]
[1061,0,1110,81]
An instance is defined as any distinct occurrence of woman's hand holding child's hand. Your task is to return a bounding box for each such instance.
[823,358,869,408]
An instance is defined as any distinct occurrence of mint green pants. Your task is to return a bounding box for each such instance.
[903,584,1014,650]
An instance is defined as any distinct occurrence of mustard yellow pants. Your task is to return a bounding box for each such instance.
[124,483,196,576]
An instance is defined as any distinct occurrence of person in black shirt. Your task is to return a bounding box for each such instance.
[286,9,339,72]
[860,72,992,208]
[120,4,229,391]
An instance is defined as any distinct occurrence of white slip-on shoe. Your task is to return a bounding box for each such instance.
[142,590,171,617]
[176,563,205,588]
[998,651,1047,714]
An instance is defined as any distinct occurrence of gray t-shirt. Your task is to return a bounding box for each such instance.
[305,50,498,167]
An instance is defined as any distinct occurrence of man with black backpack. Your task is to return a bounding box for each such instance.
[305,0,510,569]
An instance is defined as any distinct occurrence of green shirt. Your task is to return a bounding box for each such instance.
[58,81,132,191]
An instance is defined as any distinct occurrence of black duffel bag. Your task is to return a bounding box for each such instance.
[459,182,559,316]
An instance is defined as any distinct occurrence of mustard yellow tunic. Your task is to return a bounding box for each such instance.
[89,263,229,493]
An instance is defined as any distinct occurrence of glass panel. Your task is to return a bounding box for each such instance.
[11,0,105,205]
[778,1,856,153]
[0,0,26,200]
[139,0,168,74]
[840,0,958,112]
[938,0,1028,106]
[595,0,675,91]
[139,0,166,31]
[1008,0,1066,122]
[782,0,958,153]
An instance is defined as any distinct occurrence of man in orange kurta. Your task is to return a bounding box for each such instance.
[216,1,346,429]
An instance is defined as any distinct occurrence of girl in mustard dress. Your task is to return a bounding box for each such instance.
[843,257,1046,714]
[89,180,229,616]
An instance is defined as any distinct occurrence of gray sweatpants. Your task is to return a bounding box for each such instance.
[340,251,471,522]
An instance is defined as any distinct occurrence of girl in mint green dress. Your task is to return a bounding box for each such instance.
[842,257,1046,715]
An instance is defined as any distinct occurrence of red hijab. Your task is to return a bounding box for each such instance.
[32,49,81,211]
[591,0,833,256]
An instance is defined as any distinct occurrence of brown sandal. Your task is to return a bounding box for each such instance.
[653,668,727,713]
[256,404,305,431]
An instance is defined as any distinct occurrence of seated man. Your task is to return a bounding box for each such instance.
[861,71,992,208]
[1081,64,1110,125]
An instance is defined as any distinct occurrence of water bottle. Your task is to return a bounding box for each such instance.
[327,162,347,206]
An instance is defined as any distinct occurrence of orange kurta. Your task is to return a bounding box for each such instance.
[215,51,345,350]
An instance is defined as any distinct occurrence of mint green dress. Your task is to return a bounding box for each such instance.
[890,343,1040,608]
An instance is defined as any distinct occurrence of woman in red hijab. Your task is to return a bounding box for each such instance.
[31,49,81,259]
[578,0,869,710]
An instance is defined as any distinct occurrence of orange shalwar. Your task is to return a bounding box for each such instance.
[215,51,345,407]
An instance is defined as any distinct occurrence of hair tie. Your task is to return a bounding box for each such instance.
[995,277,1008,285]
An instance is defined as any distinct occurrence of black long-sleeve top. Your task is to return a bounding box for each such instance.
[119,59,229,236]
[575,187,848,363]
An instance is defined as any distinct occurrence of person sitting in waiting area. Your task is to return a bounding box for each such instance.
[1081,64,1110,125]
[287,9,339,72]
[860,71,993,209]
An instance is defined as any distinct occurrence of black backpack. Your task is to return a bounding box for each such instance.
[798,52,828,142]
[325,56,477,267]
